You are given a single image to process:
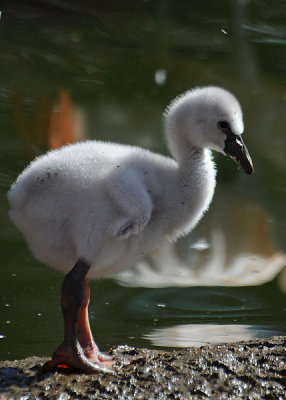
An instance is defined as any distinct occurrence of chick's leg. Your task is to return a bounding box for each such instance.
[77,279,113,366]
[41,259,114,373]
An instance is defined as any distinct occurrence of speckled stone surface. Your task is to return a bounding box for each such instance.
[0,336,285,399]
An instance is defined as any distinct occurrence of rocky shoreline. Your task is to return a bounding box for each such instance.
[0,336,285,399]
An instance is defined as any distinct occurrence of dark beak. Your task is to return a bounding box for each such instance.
[224,133,254,175]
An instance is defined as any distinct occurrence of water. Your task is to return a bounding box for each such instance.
[0,1,286,361]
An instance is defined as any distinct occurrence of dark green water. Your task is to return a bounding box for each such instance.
[1,1,286,360]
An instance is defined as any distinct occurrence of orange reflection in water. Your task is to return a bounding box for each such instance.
[48,89,85,150]
[12,89,85,153]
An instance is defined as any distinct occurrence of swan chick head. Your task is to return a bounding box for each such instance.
[164,86,253,174]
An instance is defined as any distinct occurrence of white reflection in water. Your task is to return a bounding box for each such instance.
[116,238,285,288]
[144,324,255,348]
[116,201,286,288]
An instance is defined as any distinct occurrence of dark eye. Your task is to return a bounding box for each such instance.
[217,120,229,131]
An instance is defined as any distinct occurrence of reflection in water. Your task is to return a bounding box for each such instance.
[145,324,255,347]
[48,89,86,149]
[12,89,86,154]
[116,202,286,288]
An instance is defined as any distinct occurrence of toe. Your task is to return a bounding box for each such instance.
[41,343,114,374]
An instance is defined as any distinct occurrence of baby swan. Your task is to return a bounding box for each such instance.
[8,86,253,373]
